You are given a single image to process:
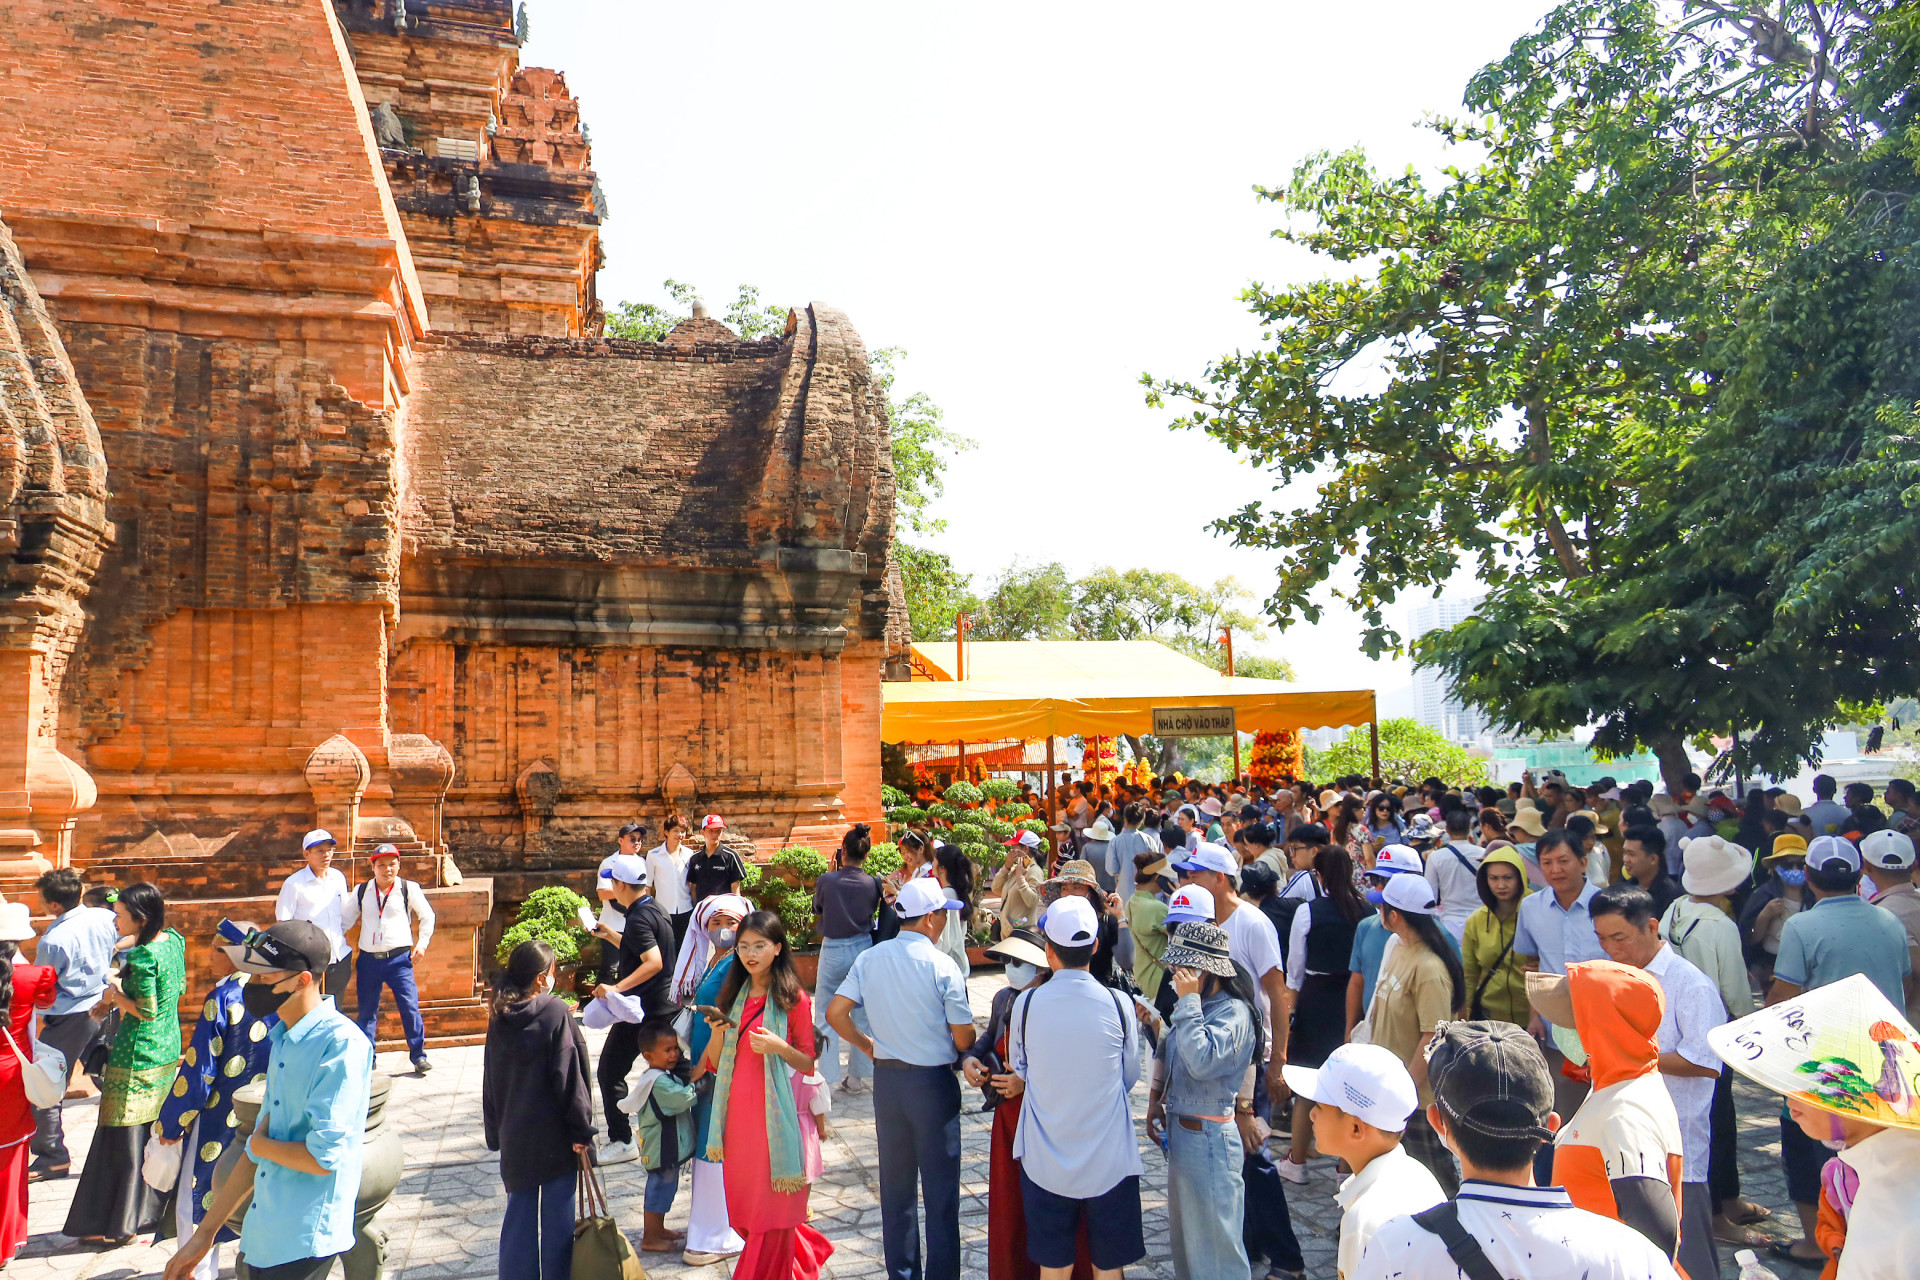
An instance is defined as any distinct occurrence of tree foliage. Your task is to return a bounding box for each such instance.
[1308,718,1491,788]
[605,279,789,342]
[1148,1,1920,787]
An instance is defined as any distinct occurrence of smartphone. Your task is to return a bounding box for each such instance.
[575,904,596,932]
[693,1004,735,1028]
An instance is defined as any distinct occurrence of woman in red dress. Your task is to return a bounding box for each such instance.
[0,902,60,1265]
[697,909,833,1280]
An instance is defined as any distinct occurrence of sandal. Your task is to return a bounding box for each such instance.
[1768,1240,1825,1270]
[1713,1220,1772,1248]
[1727,1200,1774,1225]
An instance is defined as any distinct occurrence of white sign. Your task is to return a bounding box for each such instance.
[1152,706,1237,738]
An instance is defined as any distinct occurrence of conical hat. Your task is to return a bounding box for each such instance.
[1707,974,1920,1131]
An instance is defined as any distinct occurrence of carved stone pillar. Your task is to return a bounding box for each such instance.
[306,732,372,845]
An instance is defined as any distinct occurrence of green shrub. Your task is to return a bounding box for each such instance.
[770,883,818,948]
[943,781,983,806]
[496,883,593,967]
[1016,819,1049,837]
[998,802,1033,821]
[950,823,989,847]
[770,845,830,884]
[865,842,903,879]
[980,778,1019,802]
[881,784,909,809]
[886,804,927,826]
[927,802,959,823]
[983,817,1016,841]
[951,808,987,827]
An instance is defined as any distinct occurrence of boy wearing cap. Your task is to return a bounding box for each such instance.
[1286,1043,1444,1280]
[826,876,976,1280]
[1009,896,1145,1279]
[164,921,374,1280]
[342,843,436,1074]
[1354,1021,1682,1280]
[597,823,648,935]
[1859,829,1920,1027]
[275,831,354,998]
[684,815,747,910]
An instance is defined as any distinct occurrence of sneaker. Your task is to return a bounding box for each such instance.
[598,1140,639,1165]
[837,1077,867,1095]
[683,1249,740,1267]
[1276,1157,1308,1184]
[412,1056,433,1074]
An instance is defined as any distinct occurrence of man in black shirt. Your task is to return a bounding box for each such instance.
[1621,824,1684,917]
[684,814,748,906]
[588,852,679,1163]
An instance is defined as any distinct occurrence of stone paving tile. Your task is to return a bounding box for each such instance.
[22,975,1806,1279]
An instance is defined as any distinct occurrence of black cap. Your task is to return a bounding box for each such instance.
[1427,1020,1556,1142]
[222,920,330,977]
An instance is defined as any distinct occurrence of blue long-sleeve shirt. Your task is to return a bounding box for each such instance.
[37,905,120,1016]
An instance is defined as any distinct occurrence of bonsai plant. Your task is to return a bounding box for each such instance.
[496,885,595,991]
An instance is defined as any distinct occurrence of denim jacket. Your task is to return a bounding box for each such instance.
[1156,990,1256,1118]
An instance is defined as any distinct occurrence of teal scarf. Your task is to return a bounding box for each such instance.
[704,985,808,1192]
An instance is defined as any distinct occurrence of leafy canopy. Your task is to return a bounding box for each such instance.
[1308,718,1490,788]
[1147,1,1920,783]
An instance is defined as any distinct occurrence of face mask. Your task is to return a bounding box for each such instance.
[1779,868,1807,886]
[242,977,296,1019]
[707,926,737,950]
[1004,961,1040,989]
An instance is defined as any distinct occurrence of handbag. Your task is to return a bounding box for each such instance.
[142,1132,184,1192]
[572,1152,647,1280]
[1,1024,66,1111]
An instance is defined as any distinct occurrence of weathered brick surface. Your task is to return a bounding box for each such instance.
[0,3,899,1035]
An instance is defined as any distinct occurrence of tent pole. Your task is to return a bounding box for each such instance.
[1046,735,1058,868]
[957,739,966,784]
[1370,720,1382,788]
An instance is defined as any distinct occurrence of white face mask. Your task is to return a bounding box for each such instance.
[1004,961,1040,989]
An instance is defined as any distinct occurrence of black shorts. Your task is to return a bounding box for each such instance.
[247,1254,344,1280]
[1019,1169,1145,1271]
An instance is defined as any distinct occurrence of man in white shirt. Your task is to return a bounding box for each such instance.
[342,843,437,1074]
[274,829,354,997]
[1285,1043,1444,1280]
[1356,1022,1682,1280]
[1173,843,1286,1117]
[645,822,695,946]
[1589,884,1727,1280]
[1425,810,1485,941]
[597,822,647,934]
[1009,896,1144,1279]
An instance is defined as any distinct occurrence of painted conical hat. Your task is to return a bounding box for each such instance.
[1707,973,1920,1131]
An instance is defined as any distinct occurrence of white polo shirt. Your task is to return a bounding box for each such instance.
[1335,1145,1444,1280]
[274,865,352,962]
[645,842,693,915]
[1355,1181,1683,1280]
[1644,943,1726,1183]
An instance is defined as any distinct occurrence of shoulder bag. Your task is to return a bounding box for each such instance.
[573,1151,647,1280]
[1411,1202,1510,1280]
[1,1023,66,1111]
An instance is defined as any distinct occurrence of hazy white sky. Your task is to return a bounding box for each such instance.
[523,1,1553,695]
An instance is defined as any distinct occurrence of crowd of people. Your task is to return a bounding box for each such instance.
[13,773,1920,1280]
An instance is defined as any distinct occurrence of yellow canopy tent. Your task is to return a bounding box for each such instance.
[884,639,1377,743]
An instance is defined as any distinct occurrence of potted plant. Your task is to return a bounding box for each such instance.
[496,885,596,996]
[744,854,826,988]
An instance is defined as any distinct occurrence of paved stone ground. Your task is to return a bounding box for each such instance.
[23,972,1808,1279]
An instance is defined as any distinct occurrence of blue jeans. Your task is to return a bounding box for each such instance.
[644,1163,681,1214]
[356,950,426,1059]
[1167,1115,1251,1280]
[814,934,873,1085]
[500,1171,574,1280]
[873,1064,961,1280]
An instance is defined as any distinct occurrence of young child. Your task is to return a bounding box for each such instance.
[1283,1042,1445,1280]
[619,1019,697,1252]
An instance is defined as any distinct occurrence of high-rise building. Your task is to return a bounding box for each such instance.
[1407,595,1494,743]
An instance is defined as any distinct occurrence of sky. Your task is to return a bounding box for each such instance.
[523,1,1555,697]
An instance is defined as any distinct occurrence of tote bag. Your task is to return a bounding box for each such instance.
[1,1024,65,1111]
[573,1153,647,1280]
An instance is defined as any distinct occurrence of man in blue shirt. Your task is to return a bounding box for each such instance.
[165,921,373,1280]
[30,868,122,1180]
[1513,829,1607,1180]
[827,876,976,1280]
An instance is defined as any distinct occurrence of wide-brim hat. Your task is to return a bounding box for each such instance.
[1568,808,1610,834]
[1086,816,1117,842]
[1198,797,1224,818]
[0,902,34,943]
[1709,974,1920,1131]
[1162,922,1236,978]
[1680,834,1751,897]
[1774,794,1804,817]
[984,927,1048,969]
[1043,859,1101,900]
[1525,971,1576,1027]
[1509,808,1548,836]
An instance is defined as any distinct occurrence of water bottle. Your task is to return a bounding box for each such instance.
[1734,1249,1784,1280]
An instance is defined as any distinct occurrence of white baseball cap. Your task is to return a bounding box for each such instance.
[302,829,336,850]
[1373,843,1425,876]
[1366,872,1440,915]
[1860,829,1916,871]
[606,853,649,886]
[895,876,965,920]
[1282,1042,1421,1133]
[1173,842,1239,880]
[1806,834,1862,874]
[1003,829,1043,850]
[1042,895,1100,949]
[1163,883,1216,925]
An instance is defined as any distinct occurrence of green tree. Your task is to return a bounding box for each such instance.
[898,543,983,643]
[972,561,1076,641]
[1148,1,1920,790]
[875,347,976,539]
[1307,718,1489,788]
[605,279,788,341]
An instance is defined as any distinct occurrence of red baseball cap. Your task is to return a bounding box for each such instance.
[370,843,401,860]
[701,814,726,830]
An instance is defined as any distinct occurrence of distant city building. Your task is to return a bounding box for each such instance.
[1407,595,1493,743]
